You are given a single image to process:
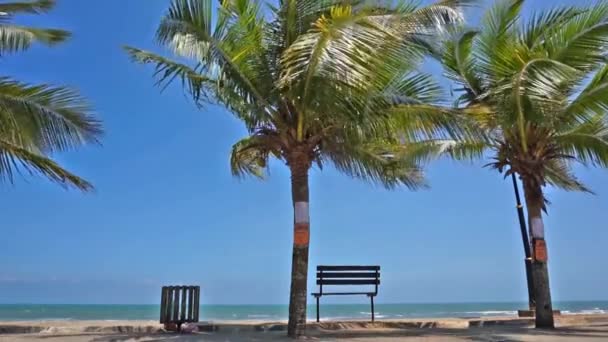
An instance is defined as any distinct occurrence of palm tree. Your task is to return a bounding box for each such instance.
[0,0,102,190]
[440,0,608,328]
[126,0,473,336]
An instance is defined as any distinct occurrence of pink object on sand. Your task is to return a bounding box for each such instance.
[181,323,199,333]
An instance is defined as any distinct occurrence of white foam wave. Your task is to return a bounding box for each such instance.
[247,314,273,318]
[463,311,517,316]
[566,309,606,315]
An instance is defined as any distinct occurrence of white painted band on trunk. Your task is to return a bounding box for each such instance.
[531,217,545,238]
[294,202,309,223]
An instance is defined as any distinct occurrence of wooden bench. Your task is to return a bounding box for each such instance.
[311,265,380,322]
[160,286,200,331]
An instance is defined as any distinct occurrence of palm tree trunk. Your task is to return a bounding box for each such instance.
[522,180,555,329]
[287,155,310,338]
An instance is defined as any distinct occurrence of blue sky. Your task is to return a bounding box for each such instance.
[0,0,606,305]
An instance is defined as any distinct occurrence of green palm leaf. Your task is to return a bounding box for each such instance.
[156,0,272,111]
[230,133,283,179]
[520,6,582,49]
[124,47,213,101]
[0,139,93,190]
[322,137,428,190]
[0,78,101,152]
[544,159,592,193]
[0,24,69,54]
[0,1,101,190]
[563,65,608,122]
[547,3,608,71]
[555,116,608,168]
[0,0,70,54]
[439,0,608,195]
[0,0,54,15]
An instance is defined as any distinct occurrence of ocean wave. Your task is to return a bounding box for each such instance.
[462,311,518,316]
[564,308,606,315]
[247,314,274,319]
[355,312,387,319]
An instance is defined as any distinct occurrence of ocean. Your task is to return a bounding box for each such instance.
[0,301,606,321]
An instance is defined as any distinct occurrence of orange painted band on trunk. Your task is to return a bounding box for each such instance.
[294,223,309,246]
[533,239,548,262]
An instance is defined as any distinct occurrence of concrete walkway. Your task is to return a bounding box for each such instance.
[1,315,607,341]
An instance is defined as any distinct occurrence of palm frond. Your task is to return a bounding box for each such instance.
[322,137,428,190]
[480,0,522,42]
[371,138,487,164]
[509,58,580,146]
[156,0,273,112]
[279,5,399,110]
[476,0,523,80]
[0,24,69,54]
[544,159,592,193]
[389,104,483,141]
[230,133,282,179]
[124,46,213,102]
[521,6,582,49]
[0,78,102,152]
[279,0,469,120]
[586,63,608,90]
[0,0,55,15]
[129,0,475,193]
[271,0,340,51]
[0,138,93,191]
[442,29,482,97]
[562,65,608,122]
[388,0,472,35]
[555,116,608,168]
[433,139,487,161]
[547,3,608,71]
[440,1,608,200]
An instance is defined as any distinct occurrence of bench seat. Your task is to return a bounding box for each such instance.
[311,265,381,322]
[312,292,375,296]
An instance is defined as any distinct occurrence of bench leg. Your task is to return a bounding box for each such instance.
[316,296,320,322]
[370,296,375,323]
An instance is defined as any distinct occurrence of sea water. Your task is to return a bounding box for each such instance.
[0,301,606,321]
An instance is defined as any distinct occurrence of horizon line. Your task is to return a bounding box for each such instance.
[2,300,607,306]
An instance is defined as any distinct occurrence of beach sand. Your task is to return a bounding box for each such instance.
[1,314,607,341]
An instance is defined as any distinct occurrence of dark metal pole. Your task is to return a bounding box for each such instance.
[511,173,535,310]
[370,296,375,323]
[316,296,320,323]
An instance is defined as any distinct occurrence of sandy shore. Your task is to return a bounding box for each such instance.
[1,314,607,341]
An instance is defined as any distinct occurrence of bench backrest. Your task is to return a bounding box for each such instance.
[160,286,200,324]
[316,265,380,295]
